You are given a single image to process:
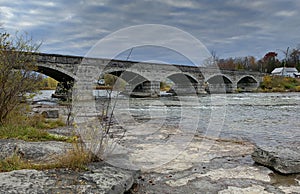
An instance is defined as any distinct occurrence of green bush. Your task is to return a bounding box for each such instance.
[0,107,68,142]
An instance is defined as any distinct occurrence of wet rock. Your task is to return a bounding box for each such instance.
[252,144,300,174]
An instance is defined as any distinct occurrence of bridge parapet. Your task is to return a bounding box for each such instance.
[36,53,83,64]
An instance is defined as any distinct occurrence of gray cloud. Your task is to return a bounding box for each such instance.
[0,0,300,61]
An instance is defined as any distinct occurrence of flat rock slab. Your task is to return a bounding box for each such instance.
[0,163,139,194]
[0,139,72,164]
[252,143,300,174]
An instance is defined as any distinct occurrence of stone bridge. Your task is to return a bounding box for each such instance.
[36,53,264,96]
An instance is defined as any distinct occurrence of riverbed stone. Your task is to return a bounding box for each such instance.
[251,144,300,174]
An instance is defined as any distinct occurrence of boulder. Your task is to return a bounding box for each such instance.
[42,110,59,118]
[251,143,300,174]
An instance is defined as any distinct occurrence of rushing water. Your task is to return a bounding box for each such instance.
[36,91,299,147]
[118,92,300,147]
[222,92,300,147]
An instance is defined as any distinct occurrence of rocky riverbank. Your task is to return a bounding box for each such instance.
[125,135,300,194]
[252,143,300,174]
[0,126,299,193]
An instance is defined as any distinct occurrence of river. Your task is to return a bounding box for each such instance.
[36,91,299,147]
[222,92,300,147]
[34,90,299,191]
[117,92,300,148]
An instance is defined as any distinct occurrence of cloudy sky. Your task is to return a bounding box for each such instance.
[1,0,300,64]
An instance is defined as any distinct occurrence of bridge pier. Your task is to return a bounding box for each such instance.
[143,81,160,97]
[232,83,238,92]
[124,81,160,97]
[72,69,100,124]
[170,83,199,95]
[195,82,207,94]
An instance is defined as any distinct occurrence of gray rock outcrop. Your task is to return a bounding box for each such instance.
[0,139,71,164]
[252,143,300,174]
[0,163,139,194]
[0,138,139,193]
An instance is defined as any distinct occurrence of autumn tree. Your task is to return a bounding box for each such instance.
[0,32,41,124]
[286,48,300,69]
[261,52,281,73]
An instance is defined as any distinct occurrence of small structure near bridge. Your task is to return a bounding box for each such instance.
[271,67,299,78]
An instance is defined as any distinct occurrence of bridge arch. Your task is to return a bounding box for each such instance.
[205,74,233,93]
[103,70,148,85]
[166,72,200,95]
[237,75,259,92]
[167,72,199,84]
[103,70,158,96]
[37,64,75,82]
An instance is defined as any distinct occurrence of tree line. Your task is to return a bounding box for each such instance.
[211,46,300,73]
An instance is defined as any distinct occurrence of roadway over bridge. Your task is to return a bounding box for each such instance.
[35,53,264,96]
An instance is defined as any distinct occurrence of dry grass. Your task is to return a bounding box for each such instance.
[0,109,95,171]
[55,142,95,170]
[0,140,95,172]
[0,154,33,172]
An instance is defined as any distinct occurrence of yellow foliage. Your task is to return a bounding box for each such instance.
[260,75,300,92]
[40,77,58,90]
[263,75,272,84]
